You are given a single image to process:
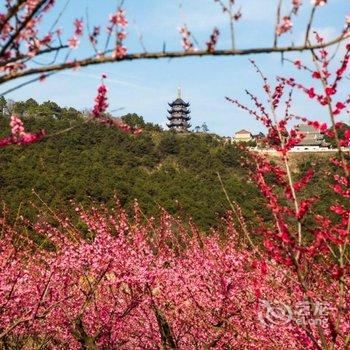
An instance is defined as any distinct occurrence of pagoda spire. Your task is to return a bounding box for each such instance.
[167,89,191,133]
[177,86,182,99]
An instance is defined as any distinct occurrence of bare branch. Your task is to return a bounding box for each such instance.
[1,45,69,67]
[304,5,317,46]
[49,0,71,33]
[0,33,347,87]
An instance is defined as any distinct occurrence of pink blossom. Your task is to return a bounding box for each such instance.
[0,115,46,148]
[179,25,196,52]
[109,9,128,27]
[67,36,79,49]
[10,115,25,137]
[0,136,12,147]
[292,0,302,8]
[294,59,302,69]
[73,18,83,36]
[311,0,327,5]
[0,204,348,349]
[21,130,46,144]
[92,78,108,118]
[276,16,293,36]
[40,33,52,46]
[112,44,127,59]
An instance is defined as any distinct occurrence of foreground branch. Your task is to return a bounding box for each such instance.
[0,34,347,86]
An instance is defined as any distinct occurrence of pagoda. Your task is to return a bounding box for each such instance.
[167,88,191,133]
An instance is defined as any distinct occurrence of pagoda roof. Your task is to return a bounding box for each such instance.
[167,109,190,114]
[168,98,190,107]
[167,120,190,125]
[167,122,191,127]
[167,116,190,121]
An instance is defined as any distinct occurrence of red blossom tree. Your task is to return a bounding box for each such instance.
[0,2,349,349]
[0,201,348,349]
[226,36,350,349]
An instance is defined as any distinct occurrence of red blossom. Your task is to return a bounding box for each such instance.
[336,101,345,110]
[330,204,347,215]
[112,44,127,59]
[296,197,318,220]
[312,71,321,79]
[89,26,100,45]
[233,10,242,21]
[331,265,344,280]
[73,18,83,36]
[2,205,339,349]
[39,73,47,82]
[206,27,220,53]
[92,77,109,118]
[0,115,46,148]
[307,87,316,98]
[293,169,314,192]
[294,59,302,69]
[92,76,141,135]
[325,86,336,96]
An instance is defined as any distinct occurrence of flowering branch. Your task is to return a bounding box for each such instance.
[0,1,349,92]
[226,39,350,348]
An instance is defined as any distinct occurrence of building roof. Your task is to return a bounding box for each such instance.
[296,139,323,146]
[168,98,190,107]
[235,129,251,135]
[252,132,265,138]
[167,88,191,132]
[296,124,320,133]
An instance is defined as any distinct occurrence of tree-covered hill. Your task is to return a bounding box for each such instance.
[0,98,270,229]
[0,98,339,230]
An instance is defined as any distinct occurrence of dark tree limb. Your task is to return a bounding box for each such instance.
[0,0,27,34]
[0,0,51,58]
[0,33,348,87]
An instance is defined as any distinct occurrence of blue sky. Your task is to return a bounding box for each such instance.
[2,0,349,136]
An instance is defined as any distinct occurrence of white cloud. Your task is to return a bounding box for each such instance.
[60,71,155,92]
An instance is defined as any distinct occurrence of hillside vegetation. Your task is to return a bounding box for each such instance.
[0,98,338,230]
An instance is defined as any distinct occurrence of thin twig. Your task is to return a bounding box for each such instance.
[274,0,283,47]
[304,6,317,46]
